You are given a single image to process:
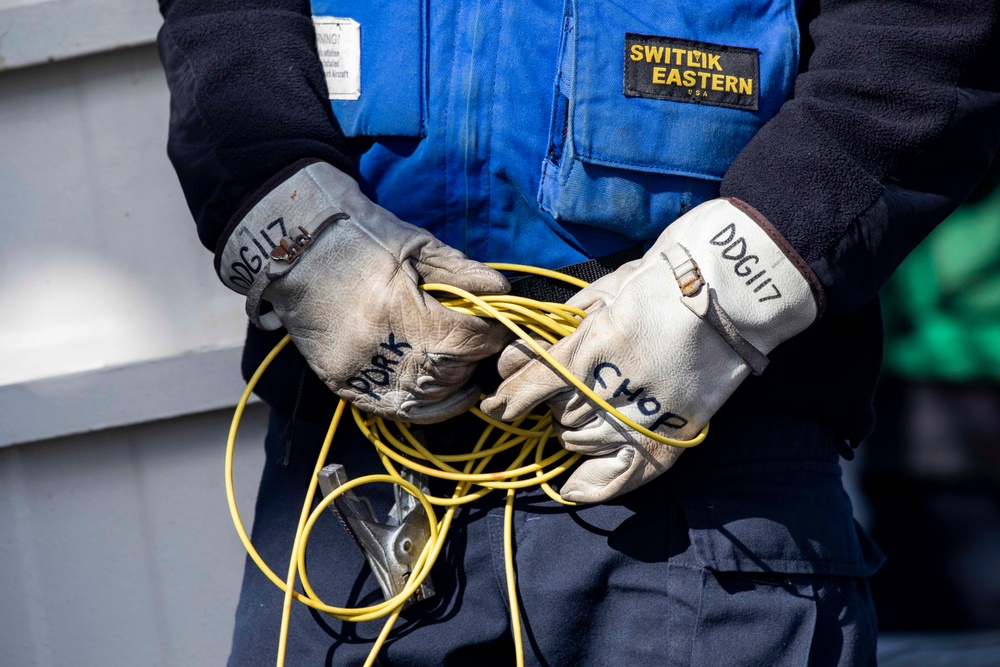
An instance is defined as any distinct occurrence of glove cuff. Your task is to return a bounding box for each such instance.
[658,197,824,358]
[723,197,826,318]
[214,160,351,296]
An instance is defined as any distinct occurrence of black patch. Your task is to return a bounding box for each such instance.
[624,33,759,111]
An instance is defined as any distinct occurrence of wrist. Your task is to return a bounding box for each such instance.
[723,197,826,319]
[656,197,823,359]
[214,160,354,296]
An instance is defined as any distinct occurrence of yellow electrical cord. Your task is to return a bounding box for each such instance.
[224,263,709,667]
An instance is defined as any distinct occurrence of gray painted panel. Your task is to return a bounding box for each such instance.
[0,45,247,388]
[0,346,259,448]
[0,404,269,667]
[0,24,294,667]
[0,0,161,71]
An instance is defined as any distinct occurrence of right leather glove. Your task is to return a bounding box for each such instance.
[481,198,825,502]
[216,160,511,424]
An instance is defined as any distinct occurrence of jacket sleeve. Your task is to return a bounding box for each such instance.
[721,0,1000,316]
[157,0,355,252]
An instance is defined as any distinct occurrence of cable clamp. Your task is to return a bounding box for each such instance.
[317,463,435,607]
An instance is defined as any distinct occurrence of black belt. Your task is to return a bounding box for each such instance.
[506,246,645,303]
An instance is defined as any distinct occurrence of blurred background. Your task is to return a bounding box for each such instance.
[0,2,997,665]
[853,157,1000,665]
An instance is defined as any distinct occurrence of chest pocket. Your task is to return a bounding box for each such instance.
[539,0,799,240]
[310,0,426,137]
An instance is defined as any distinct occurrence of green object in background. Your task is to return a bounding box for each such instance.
[882,179,1000,382]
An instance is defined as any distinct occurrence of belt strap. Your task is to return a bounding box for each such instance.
[507,246,644,303]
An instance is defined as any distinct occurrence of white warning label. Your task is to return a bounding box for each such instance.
[312,17,361,101]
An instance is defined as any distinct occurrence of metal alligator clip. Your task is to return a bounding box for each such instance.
[316,464,435,607]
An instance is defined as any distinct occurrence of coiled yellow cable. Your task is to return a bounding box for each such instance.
[224,263,709,667]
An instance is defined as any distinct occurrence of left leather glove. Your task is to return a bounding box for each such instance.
[481,198,824,502]
[216,160,511,424]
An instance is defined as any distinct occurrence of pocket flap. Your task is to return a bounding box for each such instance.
[568,0,798,180]
[676,464,884,577]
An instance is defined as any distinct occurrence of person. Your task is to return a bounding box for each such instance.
[156,0,1000,664]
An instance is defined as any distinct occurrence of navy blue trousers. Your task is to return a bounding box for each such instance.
[228,406,882,666]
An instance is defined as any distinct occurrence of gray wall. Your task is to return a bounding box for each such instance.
[0,406,268,667]
[0,3,275,665]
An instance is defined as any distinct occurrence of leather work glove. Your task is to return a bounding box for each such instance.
[481,198,824,502]
[216,160,511,423]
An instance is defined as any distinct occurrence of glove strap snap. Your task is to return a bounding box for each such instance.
[216,161,351,296]
[245,215,343,331]
[664,244,770,376]
[270,226,315,264]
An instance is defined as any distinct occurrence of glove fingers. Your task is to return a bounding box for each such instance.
[564,287,604,313]
[557,413,685,502]
[559,448,637,504]
[416,243,510,295]
[556,413,624,456]
[400,381,483,423]
[550,391,598,429]
[560,439,683,503]
[422,351,478,381]
[561,413,684,468]
[416,295,514,361]
[564,259,641,312]
[479,338,577,421]
[496,334,552,379]
[442,317,514,360]
[346,381,482,424]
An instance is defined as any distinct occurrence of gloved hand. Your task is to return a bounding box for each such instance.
[216,160,511,423]
[481,198,824,502]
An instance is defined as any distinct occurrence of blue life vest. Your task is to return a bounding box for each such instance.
[310,0,799,268]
